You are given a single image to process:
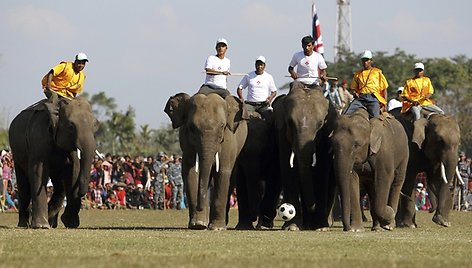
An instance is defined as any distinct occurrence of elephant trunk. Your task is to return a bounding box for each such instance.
[76,133,96,198]
[196,147,218,211]
[334,152,353,231]
[296,142,316,212]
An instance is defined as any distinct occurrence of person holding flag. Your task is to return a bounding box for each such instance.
[288,35,327,89]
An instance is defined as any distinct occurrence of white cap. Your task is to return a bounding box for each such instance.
[397,87,404,93]
[137,184,143,188]
[216,38,228,46]
[417,183,424,188]
[255,56,266,63]
[75,52,88,62]
[361,50,373,59]
[414,62,424,70]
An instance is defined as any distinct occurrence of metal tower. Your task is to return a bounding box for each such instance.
[334,0,352,62]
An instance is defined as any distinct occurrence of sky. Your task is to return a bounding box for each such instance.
[1,1,471,129]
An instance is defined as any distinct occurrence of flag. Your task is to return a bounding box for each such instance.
[312,2,324,54]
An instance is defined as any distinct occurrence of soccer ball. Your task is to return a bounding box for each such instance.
[277,203,296,221]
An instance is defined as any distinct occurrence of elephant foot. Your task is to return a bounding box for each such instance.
[255,219,274,230]
[208,223,226,231]
[381,224,394,231]
[188,220,207,230]
[371,225,385,232]
[235,222,255,230]
[348,227,364,233]
[396,219,417,228]
[49,214,59,229]
[315,227,330,232]
[31,222,51,229]
[61,213,80,228]
[432,215,450,227]
[17,222,29,228]
[282,223,300,231]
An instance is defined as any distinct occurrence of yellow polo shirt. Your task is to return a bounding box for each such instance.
[400,76,434,113]
[41,61,85,98]
[350,67,389,105]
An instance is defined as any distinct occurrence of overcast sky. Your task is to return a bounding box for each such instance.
[1,1,470,128]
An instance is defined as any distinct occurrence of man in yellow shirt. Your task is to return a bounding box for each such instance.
[42,52,88,100]
[344,50,389,118]
[400,62,444,120]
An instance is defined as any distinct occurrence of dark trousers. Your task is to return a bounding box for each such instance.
[343,93,380,118]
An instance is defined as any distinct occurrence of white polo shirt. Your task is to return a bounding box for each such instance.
[204,55,230,89]
[289,51,327,85]
[237,71,277,102]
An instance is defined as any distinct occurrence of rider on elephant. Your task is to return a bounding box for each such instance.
[199,38,232,99]
[400,62,444,120]
[344,50,389,118]
[288,35,327,89]
[236,56,277,119]
[42,52,89,102]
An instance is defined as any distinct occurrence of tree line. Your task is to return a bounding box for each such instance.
[0,48,471,156]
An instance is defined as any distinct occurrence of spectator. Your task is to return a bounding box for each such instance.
[105,191,119,210]
[153,152,170,210]
[338,79,354,110]
[457,151,470,210]
[323,79,343,113]
[115,183,127,209]
[168,155,184,209]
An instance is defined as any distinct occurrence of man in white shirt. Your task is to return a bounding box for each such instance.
[387,87,404,111]
[198,38,231,98]
[237,56,277,119]
[288,35,327,89]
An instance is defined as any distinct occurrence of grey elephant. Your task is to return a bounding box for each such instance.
[331,109,409,232]
[9,97,97,228]
[234,111,281,230]
[390,108,461,227]
[164,92,248,230]
[272,81,337,231]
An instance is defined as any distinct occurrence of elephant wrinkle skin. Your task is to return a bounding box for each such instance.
[272,81,337,231]
[9,97,97,229]
[165,92,248,230]
[390,108,460,228]
[331,109,409,232]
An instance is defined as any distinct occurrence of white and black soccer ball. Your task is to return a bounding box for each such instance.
[277,203,296,221]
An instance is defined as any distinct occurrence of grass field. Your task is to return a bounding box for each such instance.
[0,208,471,268]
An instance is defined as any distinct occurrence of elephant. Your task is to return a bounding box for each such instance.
[331,108,409,232]
[164,92,248,230]
[390,108,461,227]
[9,96,97,228]
[234,110,281,230]
[272,81,337,231]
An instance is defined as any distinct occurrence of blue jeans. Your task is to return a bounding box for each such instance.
[344,94,380,118]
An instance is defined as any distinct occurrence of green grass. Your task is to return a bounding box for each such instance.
[0,209,471,268]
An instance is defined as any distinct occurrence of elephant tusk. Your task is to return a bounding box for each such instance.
[311,152,317,167]
[77,148,81,160]
[195,154,199,173]
[215,152,220,173]
[440,162,447,184]
[289,152,295,168]
[456,166,464,185]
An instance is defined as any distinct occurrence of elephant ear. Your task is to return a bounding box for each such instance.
[271,95,286,130]
[412,118,428,149]
[225,95,246,132]
[164,93,190,129]
[369,119,383,155]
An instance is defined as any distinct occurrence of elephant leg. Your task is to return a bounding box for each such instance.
[397,170,418,228]
[16,168,31,228]
[61,196,81,228]
[349,173,364,232]
[30,163,50,229]
[257,169,281,229]
[208,169,232,230]
[235,167,254,230]
[182,154,206,230]
[373,167,396,230]
[431,173,452,227]
[48,179,65,228]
